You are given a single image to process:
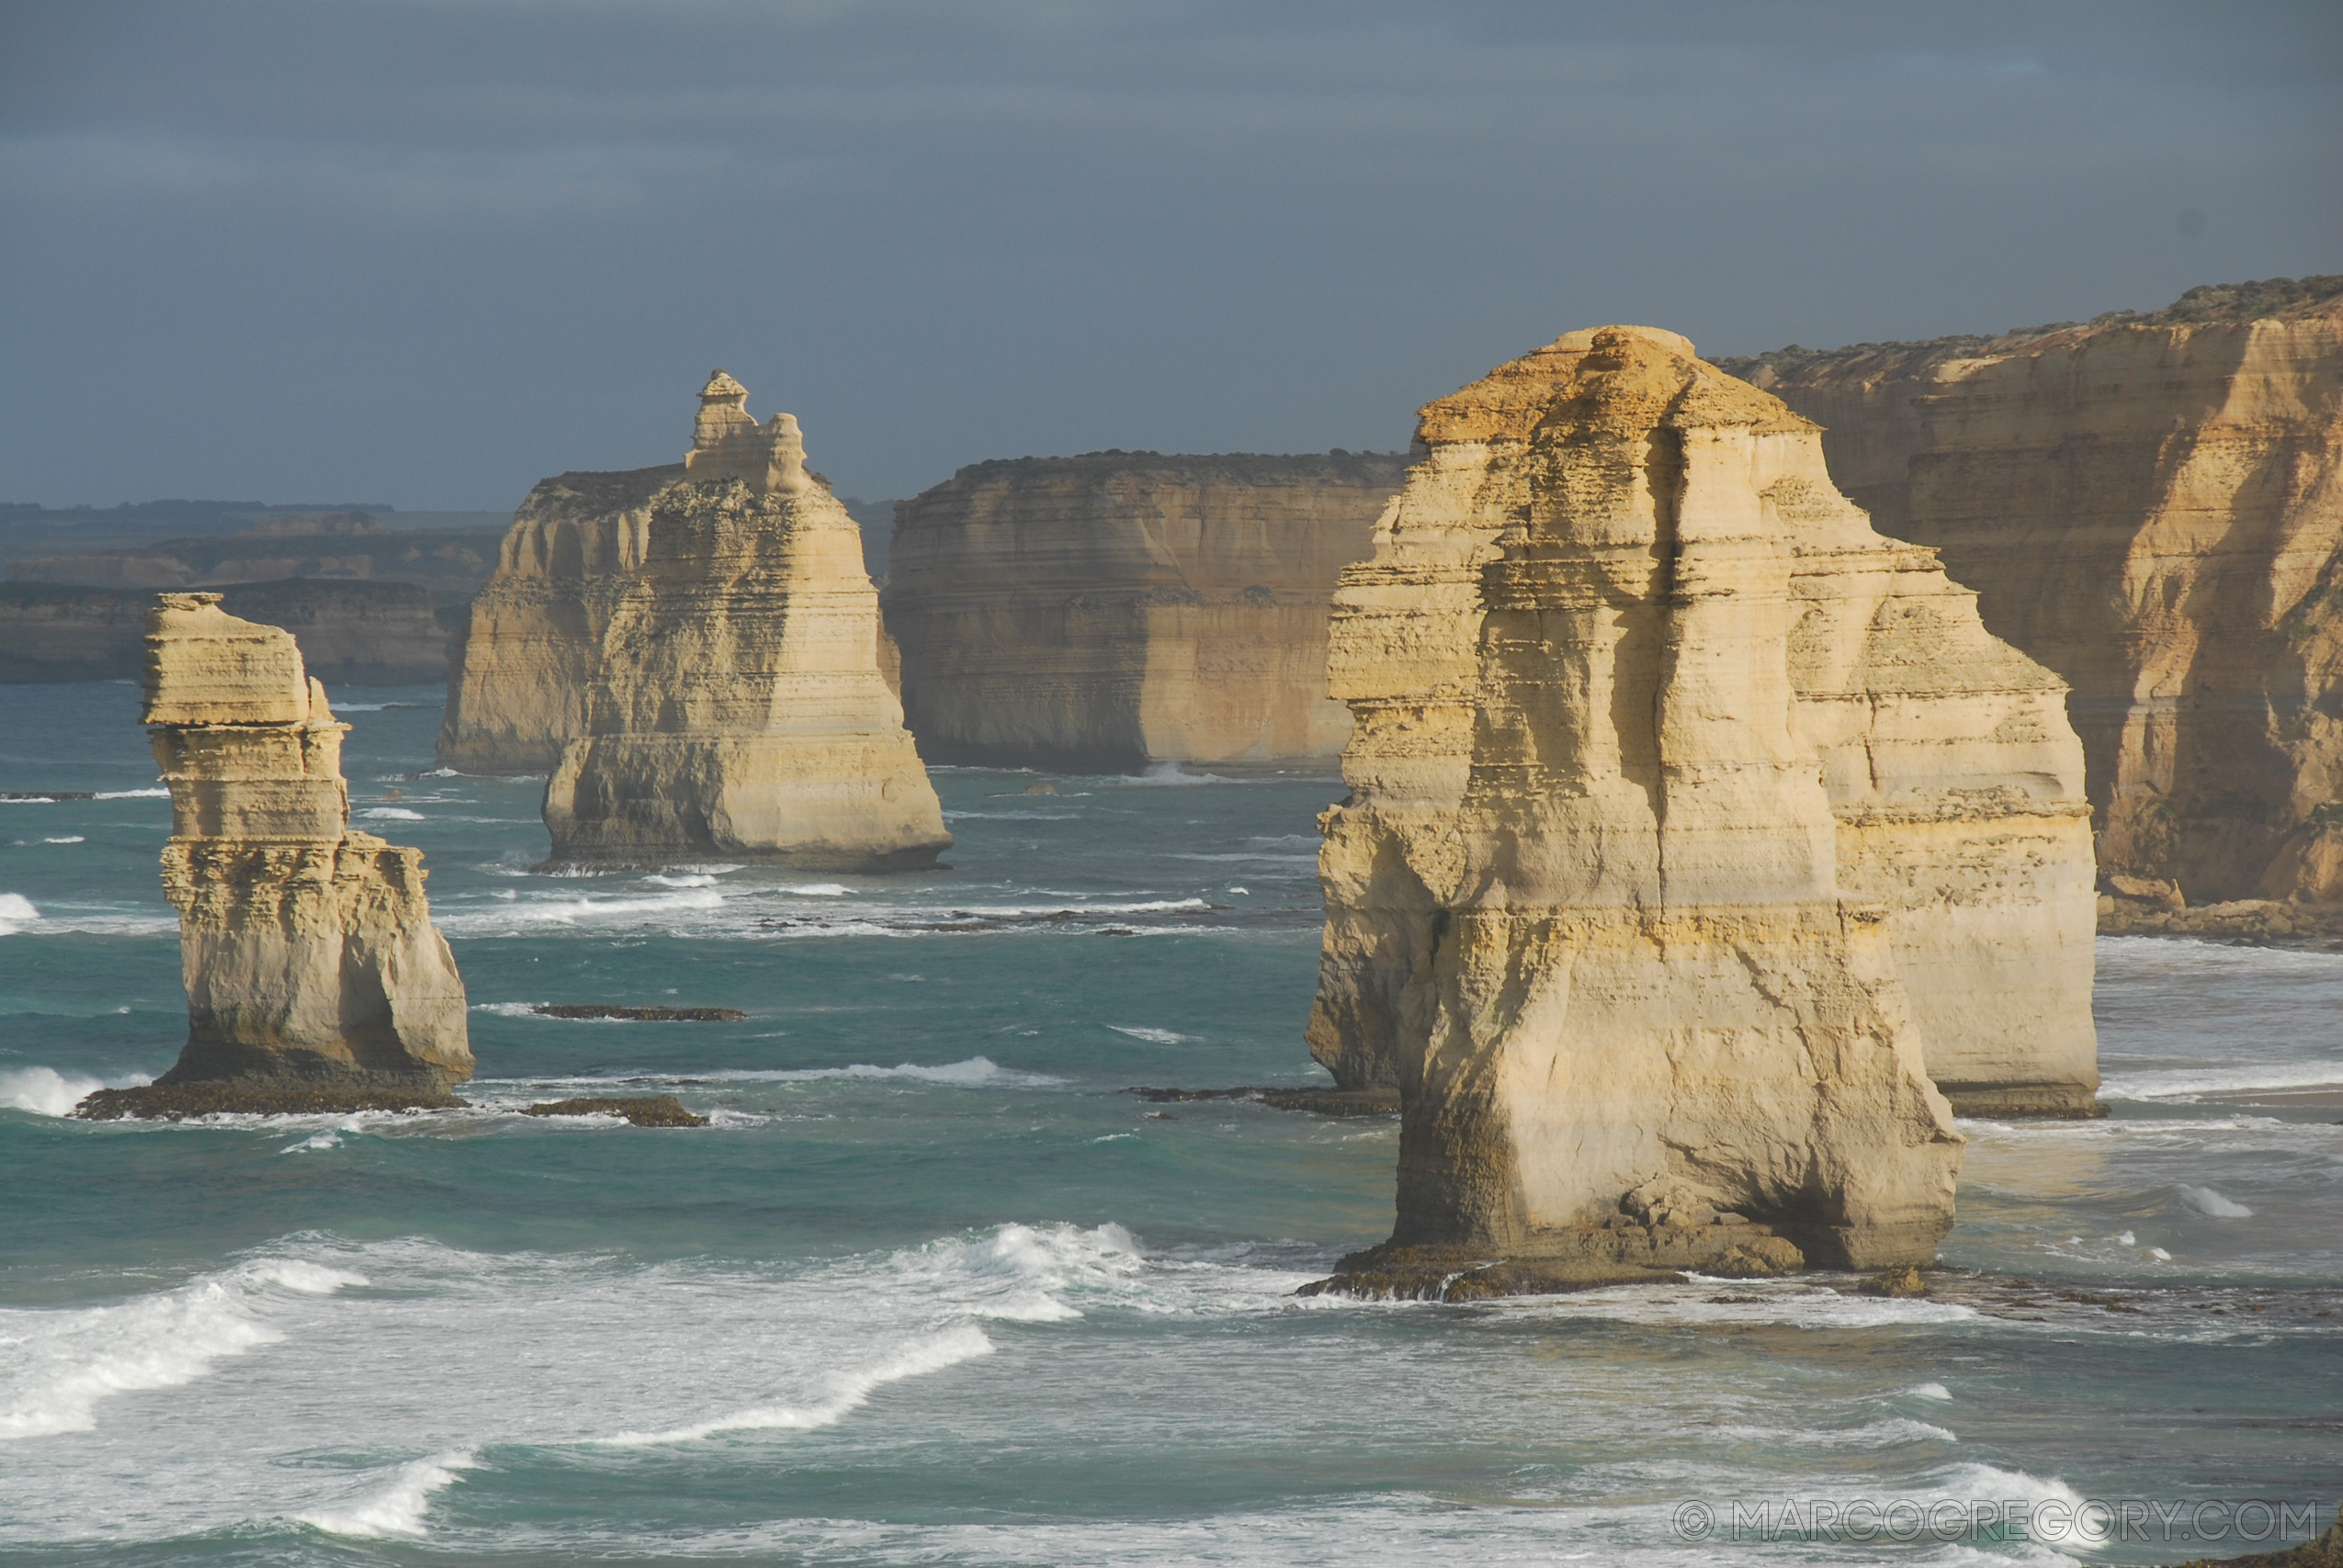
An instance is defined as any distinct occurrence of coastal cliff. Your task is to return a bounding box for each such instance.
[438,464,680,773]
[1309,326,1995,1279]
[1719,276,2343,909]
[1,579,462,685]
[882,452,1407,769]
[1311,329,2100,1122]
[539,375,948,870]
[77,593,471,1118]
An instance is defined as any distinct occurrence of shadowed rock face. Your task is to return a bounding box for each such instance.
[539,377,948,872]
[1307,324,2105,1269]
[119,593,471,1101]
[1721,278,2343,906]
[881,452,1407,769]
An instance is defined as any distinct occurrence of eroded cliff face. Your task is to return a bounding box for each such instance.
[438,464,680,773]
[81,593,471,1115]
[882,453,1407,769]
[1314,331,2100,1121]
[541,379,947,871]
[1307,325,2107,1270]
[1722,277,2343,906]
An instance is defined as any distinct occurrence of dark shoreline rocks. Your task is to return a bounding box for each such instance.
[522,1095,707,1127]
[74,1083,467,1120]
[531,1004,747,1021]
[1298,1230,1807,1300]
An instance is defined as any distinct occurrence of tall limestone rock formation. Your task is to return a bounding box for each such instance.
[1721,276,2343,910]
[882,452,1407,769]
[438,463,680,773]
[78,593,471,1118]
[1315,329,2100,1122]
[539,375,949,870]
[1307,324,2106,1279]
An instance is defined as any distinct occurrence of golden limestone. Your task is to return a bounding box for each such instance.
[80,594,471,1116]
[1304,326,2100,1290]
[538,374,949,870]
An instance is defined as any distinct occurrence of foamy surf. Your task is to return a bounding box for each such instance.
[0,1066,150,1116]
[590,1325,994,1447]
[0,892,41,935]
[298,1449,479,1538]
[0,1256,365,1439]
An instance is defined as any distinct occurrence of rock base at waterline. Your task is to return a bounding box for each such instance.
[1298,1230,1807,1301]
[74,1083,467,1120]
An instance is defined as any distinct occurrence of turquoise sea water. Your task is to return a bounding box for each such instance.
[2,681,2338,1565]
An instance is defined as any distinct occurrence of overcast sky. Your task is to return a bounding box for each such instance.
[3,1,2337,510]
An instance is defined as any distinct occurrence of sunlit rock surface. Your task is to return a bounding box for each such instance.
[1723,276,2343,909]
[1306,323,2111,1269]
[539,376,948,871]
[81,593,472,1115]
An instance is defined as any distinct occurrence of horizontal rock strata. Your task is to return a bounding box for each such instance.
[882,452,1407,769]
[78,593,471,1117]
[540,374,948,871]
[1313,328,2100,1120]
[1720,275,2343,909]
[1306,323,2088,1272]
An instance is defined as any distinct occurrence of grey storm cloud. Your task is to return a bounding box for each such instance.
[1,0,2337,508]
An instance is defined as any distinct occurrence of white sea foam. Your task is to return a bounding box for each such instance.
[41,835,85,844]
[1112,763,1236,786]
[2100,1062,2343,1100]
[357,807,425,821]
[0,892,41,935]
[299,1449,479,1537]
[435,887,726,933]
[1905,1381,1953,1401]
[0,1256,365,1439]
[1,1066,103,1115]
[783,883,851,896]
[95,788,170,799]
[1108,1025,1194,1043]
[592,1326,994,1447]
[2179,1184,2255,1218]
[644,872,718,886]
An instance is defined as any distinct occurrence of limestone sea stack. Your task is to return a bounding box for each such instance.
[539,374,949,870]
[78,593,471,1118]
[438,463,680,774]
[1309,322,2109,1281]
[882,452,1406,769]
[1720,276,2343,912]
[1312,327,2101,1123]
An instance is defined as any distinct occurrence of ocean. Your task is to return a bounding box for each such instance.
[1,679,2337,1565]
